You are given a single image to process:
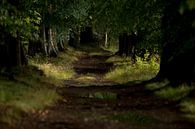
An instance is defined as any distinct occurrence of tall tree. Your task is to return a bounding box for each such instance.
[156,0,195,85]
[0,0,36,68]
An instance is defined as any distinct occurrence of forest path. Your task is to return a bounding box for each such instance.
[5,52,195,129]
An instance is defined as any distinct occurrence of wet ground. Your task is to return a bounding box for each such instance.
[2,53,195,129]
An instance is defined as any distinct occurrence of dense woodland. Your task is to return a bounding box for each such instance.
[0,0,194,85]
[0,0,195,128]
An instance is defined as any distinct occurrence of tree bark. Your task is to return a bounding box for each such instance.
[104,32,108,48]
[48,28,58,57]
[16,33,22,67]
[0,26,27,69]
[116,32,137,59]
[42,23,48,55]
[156,0,195,85]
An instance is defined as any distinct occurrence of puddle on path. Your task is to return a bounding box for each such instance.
[79,92,117,100]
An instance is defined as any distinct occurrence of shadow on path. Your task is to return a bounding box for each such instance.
[3,52,195,129]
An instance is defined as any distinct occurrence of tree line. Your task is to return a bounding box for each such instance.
[0,0,194,86]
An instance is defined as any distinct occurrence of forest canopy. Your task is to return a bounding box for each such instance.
[0,0,194,84]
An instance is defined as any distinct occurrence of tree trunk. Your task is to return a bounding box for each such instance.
[16,32,22,67]
[68,28,80,48]
[117,33,125,56]
[48,28,58,57]
[80,26,93,44]
[104,32,108,48]
[116,32,136,59]
[28,39,44,56]
[42,23,48,55]
[0,27,27,69]
[58,39,65,51]
[156,0,195,86]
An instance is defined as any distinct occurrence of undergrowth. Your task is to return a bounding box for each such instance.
[154,84,193,101]
[105,55,159,84]
[29,49,79,86]
[0,48,79,124]
[147,81,195,121]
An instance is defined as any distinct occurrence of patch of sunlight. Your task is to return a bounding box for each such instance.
[37,63,74,79]
[181,99,195,114]
[109,111,159,125]
[187,0,195,10]
[155,84,194,101]
[106,55,132,63]
[79,92,117,100]
[75,76,96,83]
[105,56,159,84]
[146,79,169,90]
[0,79,59,124]
[89,52,105,56]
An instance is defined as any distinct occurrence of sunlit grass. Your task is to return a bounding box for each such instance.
[30,52,77,86]
[75,75,96,83]
[106,55,132,63]
[105,56,159,84]
[0,49,80,124]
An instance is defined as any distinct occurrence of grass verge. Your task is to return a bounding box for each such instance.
[104,55,159,84]
[0,48,79,124]
[154,84,193,101]
[0,67,60,124]
[29,49,79,86]
[148,82,195,122]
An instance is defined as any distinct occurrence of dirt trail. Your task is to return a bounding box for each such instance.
[3,53,195,129]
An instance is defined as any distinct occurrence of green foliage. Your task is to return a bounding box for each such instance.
[90,0,162,49]
[0,48,80,124]
[29,51,78,86]
[105,55,159,84]
[0,1,41,40]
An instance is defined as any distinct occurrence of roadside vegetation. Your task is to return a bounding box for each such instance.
[105,54,159,84]
[0,47,79,124]
[105,50,195,122]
